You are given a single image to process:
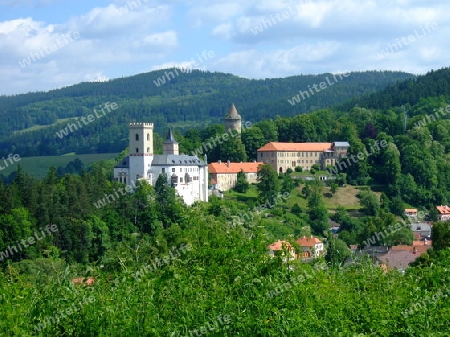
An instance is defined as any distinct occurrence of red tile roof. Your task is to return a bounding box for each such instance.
[436,205,450,214]
[405,209,418,213]
[296,236,322,247]
[268,240,293,251]
[208,162,263,174]
[72,277,95,286]
[257,142,332,152]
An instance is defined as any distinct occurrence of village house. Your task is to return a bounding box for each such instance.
[404,208,418,219]
[295,236,324,259]
[256,141,349,173]
[208,161,263,191]
[436,205,450,221]
[267,240,296,262]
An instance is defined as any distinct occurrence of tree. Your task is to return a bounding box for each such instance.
[330,182,338,195]
[219,137,247,162]
[241,127,266,161]
[281,174,295,193]
[359,190,380,216]
[234,170,249,193]
[307,182,329,235]
[257,164,280,204]
[432,222,450,251]
[326,235,351,267]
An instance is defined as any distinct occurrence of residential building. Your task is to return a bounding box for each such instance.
[295,236,324,259]
[114,123,208,205]
[256,141,349,173]
[405,208,418,218]
[411,223,432,239]
[436,205,450,221]
[208,161,263,191]
[267,240,296,262]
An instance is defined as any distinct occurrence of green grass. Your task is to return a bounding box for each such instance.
[12,118,73,135]
[0,153,119,179]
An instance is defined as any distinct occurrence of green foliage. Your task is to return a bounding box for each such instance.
[294,166,302,172]
[257,164,280,204]
[432,222,450,251]
[234,170,250,193]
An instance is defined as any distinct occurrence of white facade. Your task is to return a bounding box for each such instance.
[113,123,208,205]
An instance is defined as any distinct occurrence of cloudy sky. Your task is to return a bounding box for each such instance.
[0,0,448,95]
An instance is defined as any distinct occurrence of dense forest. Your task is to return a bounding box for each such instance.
[0,69,413,157]
[1,67,450,335]
[1,158,450,335]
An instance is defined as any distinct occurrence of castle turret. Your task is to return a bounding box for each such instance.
[224,103,242,134]
[128,122,154,181]
[163,128,179,155]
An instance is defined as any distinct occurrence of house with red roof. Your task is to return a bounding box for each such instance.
[208,161,263,191]
[436,205,450,221]
[295,236,324,259]
[267,240,296,262]
[256,141,349,173]
[404,208,418,218]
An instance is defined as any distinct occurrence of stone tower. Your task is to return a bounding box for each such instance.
[224,103,242,134]
[128,122,154,181]
[163,128,179,155]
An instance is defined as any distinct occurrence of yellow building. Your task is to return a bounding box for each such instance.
[256,141,349,173]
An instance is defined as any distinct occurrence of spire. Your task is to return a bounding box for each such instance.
[226,103,241,119]
[164,128,178,144]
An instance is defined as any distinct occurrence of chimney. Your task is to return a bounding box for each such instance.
[227,160,230,167]
[218,160,221,165]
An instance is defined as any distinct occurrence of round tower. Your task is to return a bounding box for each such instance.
[224,103,242,134]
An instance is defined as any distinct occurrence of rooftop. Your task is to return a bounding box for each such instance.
[208,161,263,174]
[225,103,241,119]
[164,128,178,144]
[296,236,322,247]
[268,240,294,251]
[257,142,333,152]
[436,205,450,214]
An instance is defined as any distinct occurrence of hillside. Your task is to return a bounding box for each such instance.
[0,69,413,158]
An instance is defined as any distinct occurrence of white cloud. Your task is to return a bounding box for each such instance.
[0,0,449,94]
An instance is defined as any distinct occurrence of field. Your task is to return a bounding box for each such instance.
[0,153,119,179]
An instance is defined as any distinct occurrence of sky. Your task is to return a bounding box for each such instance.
[0,0,448,95]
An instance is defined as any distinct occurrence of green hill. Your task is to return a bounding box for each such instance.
[0,69,414,158]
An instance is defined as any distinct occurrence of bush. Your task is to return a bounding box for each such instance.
[295,166,303,172]
[286,168,293,174]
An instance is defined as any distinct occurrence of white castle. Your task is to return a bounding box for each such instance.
[114,123,208,205]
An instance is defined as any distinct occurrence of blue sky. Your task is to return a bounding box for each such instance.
[0,0,448,95]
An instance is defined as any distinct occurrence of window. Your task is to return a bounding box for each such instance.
[147,133,150,141]
[172,168,175,172]
[147,147,150,153]
[136,148,139,153]
[162,168,165,173]
[180,178,183,183]
[135,134,139,141]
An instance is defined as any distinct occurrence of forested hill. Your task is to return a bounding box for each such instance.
[340,67,450,111]
[0,69,412,157]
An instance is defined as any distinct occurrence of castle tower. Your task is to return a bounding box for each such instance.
[163,128,179,155]
[224,103,242,134]
[128,122,154,182]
